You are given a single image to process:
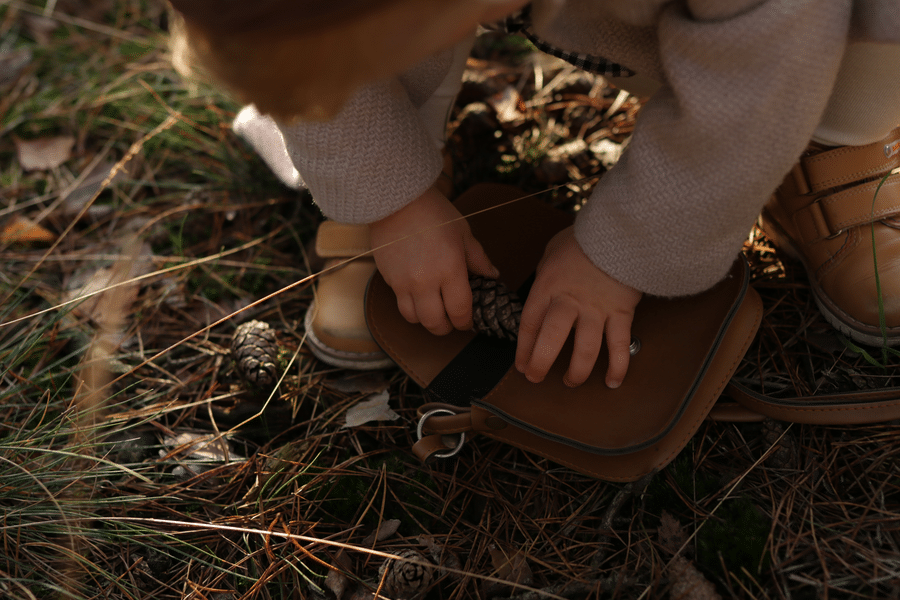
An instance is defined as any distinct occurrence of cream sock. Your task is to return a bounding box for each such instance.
[812,42,900,147]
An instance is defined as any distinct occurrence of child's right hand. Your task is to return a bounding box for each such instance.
[370,186,499,336]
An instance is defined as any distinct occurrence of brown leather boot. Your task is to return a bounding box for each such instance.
[304,221,395,369]
[760,126,900,346]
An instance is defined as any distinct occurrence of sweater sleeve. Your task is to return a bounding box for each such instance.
[277,49,456,224]
[573,0,853,297]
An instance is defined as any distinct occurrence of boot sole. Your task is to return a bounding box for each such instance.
[303,302,396,370]
[759,209,900,348]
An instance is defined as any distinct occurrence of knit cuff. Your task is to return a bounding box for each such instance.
[278,79,443,224]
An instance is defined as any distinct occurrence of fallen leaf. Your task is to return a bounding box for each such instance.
[0,215,56,244]
[483,544,533,596]
[659,511,689,555]
[669,555,722,600]
[488,86,525,123]
[64,240,154,320]
[342,391,400,428]
[15,135,75,171]
[325,372,389,395]
[325,550,353,600]
[162,432,244,482]
[417,534,462,580]
[161,432,239,463]
[361,519,401,546]
[589,138,623,170]
[62,157,137,216]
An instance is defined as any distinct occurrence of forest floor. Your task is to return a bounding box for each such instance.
[2,1,900,599]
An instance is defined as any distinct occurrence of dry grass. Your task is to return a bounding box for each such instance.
[2,2,900,599]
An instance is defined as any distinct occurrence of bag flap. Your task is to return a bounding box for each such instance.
[472,258,754,454]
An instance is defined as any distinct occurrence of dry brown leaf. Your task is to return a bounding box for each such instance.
[342,391,399,428]
[488,86,526,123]
[0,215,56,245]
[417,534,462,578]
[483,544,533,596]
[63,240,153,320]
[161,432,244,481]
[659,511,689,556]
[161,433,237,463]
[62,157,137,216]
[669,556,722,600]
[325,550,353,600]
[590,138,624,170]
[325,372,389,395]
[14,135,75,171]
[361,519,401,546]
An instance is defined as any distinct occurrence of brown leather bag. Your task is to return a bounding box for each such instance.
[364,184,900,482]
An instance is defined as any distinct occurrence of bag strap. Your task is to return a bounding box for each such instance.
[724,379,900,424]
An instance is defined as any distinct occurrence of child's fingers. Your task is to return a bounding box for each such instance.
[415,291,454,336]
[603,313,635,389]
[463,233,500,279]
[441,275,474,331]
[563,318,605,387]
[519,300,577,384]
[396,294,418,325]
[515,290,549,374]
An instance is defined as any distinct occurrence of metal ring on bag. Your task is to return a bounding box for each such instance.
[416,409,467,459]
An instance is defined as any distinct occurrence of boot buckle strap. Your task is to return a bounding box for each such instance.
[799,127,900,194]
[794,174,900,244]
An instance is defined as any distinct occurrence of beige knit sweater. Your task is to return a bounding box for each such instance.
[278,0,900,297]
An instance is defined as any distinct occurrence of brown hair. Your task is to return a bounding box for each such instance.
[168,0,459,121]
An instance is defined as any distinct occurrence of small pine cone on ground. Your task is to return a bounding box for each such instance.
[230,320,279,389]
[470,275,523,340]
[761,419,799,469]
[377,549,434,600]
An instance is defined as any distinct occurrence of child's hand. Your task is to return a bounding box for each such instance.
[370,186,499,336]
[515,226,642,389]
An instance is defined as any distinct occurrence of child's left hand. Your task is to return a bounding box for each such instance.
[515,226,642,389]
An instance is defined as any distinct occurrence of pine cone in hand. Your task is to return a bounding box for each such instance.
[377,549,434,600]
[470,275,522,341]
[230,320,279,389]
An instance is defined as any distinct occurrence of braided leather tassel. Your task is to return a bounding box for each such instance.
[469,275,523,341]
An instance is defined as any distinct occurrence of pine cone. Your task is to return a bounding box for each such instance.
[470,276,523,341]
[762,419,798,469]
[230,320,279,389]
[377,549,434,600]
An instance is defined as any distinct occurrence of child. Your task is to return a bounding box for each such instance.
[169,0,900,388]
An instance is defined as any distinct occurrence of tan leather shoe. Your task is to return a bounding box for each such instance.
[760,126,900,346]
[304,221,395,369]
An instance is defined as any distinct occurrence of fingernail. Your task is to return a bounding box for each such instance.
[515,363,524,373]
[490,266,500,278]
[526,374,542,384]
[607,379,621,389]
